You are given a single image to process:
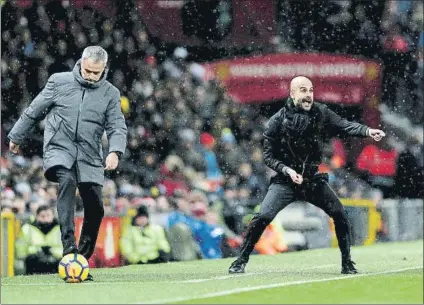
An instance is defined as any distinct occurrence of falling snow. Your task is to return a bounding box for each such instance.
[0,0,422,274]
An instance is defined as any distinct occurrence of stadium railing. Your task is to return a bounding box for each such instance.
[1,212,16,277]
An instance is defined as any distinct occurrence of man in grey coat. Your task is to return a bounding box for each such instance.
[8,46,127,280]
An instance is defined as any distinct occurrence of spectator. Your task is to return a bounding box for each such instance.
[159,155,190,196]
[15,205,62,274]
[216,128,244,177]
[172,128,206,173]
[167,191,225,259]
[120,205,171,264]
[198,132,223,192]
[393,132,424,198]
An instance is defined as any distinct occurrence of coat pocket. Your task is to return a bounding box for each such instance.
[44,117,64,151]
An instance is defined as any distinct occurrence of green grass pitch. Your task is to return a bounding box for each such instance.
[1,240,423,304]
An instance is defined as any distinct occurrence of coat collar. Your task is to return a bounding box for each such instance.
[285,97,319,116]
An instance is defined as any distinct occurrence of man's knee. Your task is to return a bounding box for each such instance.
[331,210,349,225]
[253,212,274,226]
[59,173,77,189]
[87,200,104,219]
[98,204,105,219]
[91,197,105,219]
[92,189,104,219]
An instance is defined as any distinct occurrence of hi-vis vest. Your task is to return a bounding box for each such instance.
[120,224,171,264]
[15,223,63,260]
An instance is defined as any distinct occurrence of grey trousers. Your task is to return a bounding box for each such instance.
[238,180,352,262]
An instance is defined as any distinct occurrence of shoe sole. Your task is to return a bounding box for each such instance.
[229,268,245,274]
[83,278,94,282]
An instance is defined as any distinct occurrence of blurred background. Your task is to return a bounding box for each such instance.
[1,0,423,275]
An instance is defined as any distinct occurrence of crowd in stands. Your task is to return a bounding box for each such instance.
[1,0,423,273]
[279,0,423,125]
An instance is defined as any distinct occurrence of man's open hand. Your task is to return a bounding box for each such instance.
[105,152,119,170]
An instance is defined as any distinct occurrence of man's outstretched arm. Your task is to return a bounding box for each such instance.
[324,106,385,141]
[8,75,57,151]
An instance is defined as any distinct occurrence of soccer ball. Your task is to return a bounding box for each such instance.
[58,253,89,283]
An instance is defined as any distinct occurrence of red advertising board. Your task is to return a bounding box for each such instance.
[75,216,122,268]
[203,53,382,126]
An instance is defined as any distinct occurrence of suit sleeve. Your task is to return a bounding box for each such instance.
[324,106,369,137]
[8,75,56,145]
[263,111,289,174]
[105,89,128,155]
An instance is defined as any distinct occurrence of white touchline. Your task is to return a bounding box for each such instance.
[178,264,336,283]
[141,266,423,304]
[1,264,336,287]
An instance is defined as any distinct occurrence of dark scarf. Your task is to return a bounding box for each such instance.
[33,219,58,235]
[284,97,320,138]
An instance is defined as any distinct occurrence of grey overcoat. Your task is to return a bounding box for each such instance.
[8,60,127,185]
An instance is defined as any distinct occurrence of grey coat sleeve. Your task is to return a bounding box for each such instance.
[8,75,56,145]
[324,106,369,137]
[105,89,127,155]
[263,111,289,174]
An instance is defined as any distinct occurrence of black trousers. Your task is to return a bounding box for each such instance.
[53,165,104,260]
[238,179,352,263]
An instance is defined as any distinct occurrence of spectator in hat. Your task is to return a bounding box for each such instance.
[15,205,62,274]
[217,128,246,177]
[120,205,171,264]
[159,155,190,196]
[198,132,223,183]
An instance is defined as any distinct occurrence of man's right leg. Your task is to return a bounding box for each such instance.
[77,183,104,260]
[306,181,357,274]
[229,183,295,273]
[54,166,78,256]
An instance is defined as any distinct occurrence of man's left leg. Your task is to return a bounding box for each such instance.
[306,181,358,274]
[77,183,104,260]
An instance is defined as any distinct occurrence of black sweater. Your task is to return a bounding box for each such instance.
[263,98,369,179]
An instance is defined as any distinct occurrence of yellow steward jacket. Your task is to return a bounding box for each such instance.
[15,222,62,259]
[120,224,171,264]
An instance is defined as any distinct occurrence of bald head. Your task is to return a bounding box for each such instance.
[290,76,314,111]
[290,76,312,91]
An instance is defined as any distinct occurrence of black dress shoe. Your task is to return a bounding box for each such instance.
[341,259,358,274]
[228,259,247,274]
[62,244,78,257]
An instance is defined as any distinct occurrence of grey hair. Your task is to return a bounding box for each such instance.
[81,46,108,65]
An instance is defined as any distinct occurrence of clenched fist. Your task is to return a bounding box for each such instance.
[286,168,303,185]
[368,129,386,142]
[9,141,20,154]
